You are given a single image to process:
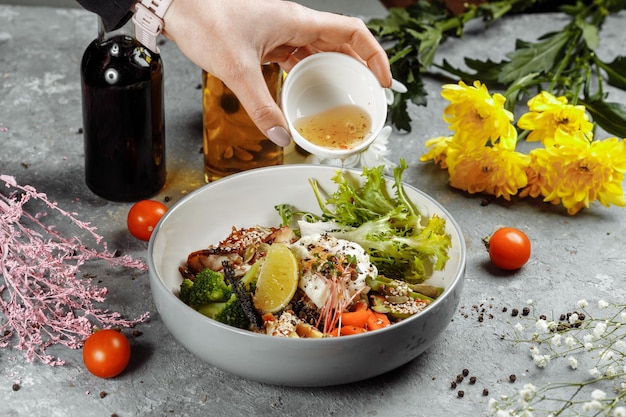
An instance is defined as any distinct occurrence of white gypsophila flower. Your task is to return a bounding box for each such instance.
[568,356,578,369]
[533,354,551,368]
[550,334,562,347]
[589,367,602,378]
[569,312,580,324]
[488,398,499,412]
[621,312,626,323]
[529,346,540,357]
[594,322,608,338]
[496,410,513,417]
[585,342,594,351]
[616,339,626,350]
[605,365,617,377]
[577,299,589,309]
[514,322,524,332]
[518,398,529,409]
[598,299,609,309]
[584,333,596,344]
[519,383,537,400]
[583,400,603,411]
[565,336,577,348]
[614,406,626,417]
[520,411,534,417]
[535,319,549,334]
[591,389,607,401]
[527,299,534,305]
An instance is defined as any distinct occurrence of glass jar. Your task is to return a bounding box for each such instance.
[202,63,283,182]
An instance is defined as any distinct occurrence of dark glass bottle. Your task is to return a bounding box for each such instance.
[81,17,166,202]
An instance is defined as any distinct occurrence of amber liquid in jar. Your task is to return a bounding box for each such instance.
[202,64,284,182]
[294,104,371,150]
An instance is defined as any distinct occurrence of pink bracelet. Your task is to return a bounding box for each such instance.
[132,0,175,53]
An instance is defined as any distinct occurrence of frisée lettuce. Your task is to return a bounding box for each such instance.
[275,160,452,283]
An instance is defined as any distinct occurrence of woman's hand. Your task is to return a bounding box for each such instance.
[162,0,391,146]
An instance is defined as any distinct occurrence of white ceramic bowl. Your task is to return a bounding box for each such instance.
[148,165,466,387]
[281,53,388,159]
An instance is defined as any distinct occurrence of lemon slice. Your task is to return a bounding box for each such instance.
[253,243,299,314]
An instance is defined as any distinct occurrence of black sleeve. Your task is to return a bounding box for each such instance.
[75,0,137,32]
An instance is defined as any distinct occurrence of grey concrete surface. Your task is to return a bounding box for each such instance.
[1,2,626,417]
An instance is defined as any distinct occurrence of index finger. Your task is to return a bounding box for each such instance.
[304,12,392,87]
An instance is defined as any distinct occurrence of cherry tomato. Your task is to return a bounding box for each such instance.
[82,329,131,378]
[486,227,531,270]
[127,200,168,241]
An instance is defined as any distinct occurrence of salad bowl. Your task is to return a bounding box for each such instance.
[148,164,466,387]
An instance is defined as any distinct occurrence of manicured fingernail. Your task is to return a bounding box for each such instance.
[266,126,292,147]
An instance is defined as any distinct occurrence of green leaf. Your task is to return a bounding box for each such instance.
[576,18,600,50]
[580,96,626,138]
[498,30,571,84]
[463,58,508,83]
[596,56,626,89]
[389,97,413,133]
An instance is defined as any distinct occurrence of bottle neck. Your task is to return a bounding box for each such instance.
[97,16,135,43]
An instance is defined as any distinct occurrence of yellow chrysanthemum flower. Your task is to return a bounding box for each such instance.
[441,81,517,150]
[517,91,594,145]
[519,150,560,205]
[446,144,531,201]
[527,131,626,215]
[420,135,454,169]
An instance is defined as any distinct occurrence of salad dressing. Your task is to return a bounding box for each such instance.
[294,104,371,151]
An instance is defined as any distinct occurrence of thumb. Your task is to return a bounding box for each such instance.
[223,65,292,147]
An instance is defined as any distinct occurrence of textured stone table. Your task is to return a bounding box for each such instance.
[1,2,625,417]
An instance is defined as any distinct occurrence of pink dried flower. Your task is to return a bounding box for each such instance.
[0,175,149,365]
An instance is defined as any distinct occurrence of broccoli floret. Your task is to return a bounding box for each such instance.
[187,268,233,307]
[197,293,250,329]
[179,266,258,329]
[179,278,195,306]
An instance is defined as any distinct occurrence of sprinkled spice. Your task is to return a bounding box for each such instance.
[469,376,477,384]
[12,383,20,391]
[100,391,107,398]
[462,369,469,377]
[483,388,489,396]
[457,390,465,398]
[509,374,517,382]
